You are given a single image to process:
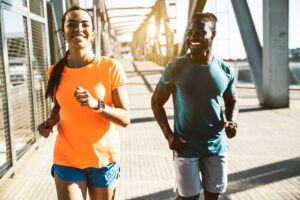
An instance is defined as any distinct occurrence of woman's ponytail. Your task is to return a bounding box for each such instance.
[45,50,70,101]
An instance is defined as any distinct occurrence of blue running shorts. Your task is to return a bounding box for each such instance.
[51,162,120,188]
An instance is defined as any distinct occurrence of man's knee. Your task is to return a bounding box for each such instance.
[204,191,220,200]
[175,194,199,200]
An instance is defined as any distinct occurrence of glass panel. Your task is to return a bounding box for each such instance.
[2,0,27,7]
[31,20,51,127]
[29,0,44,17]
[0,10,11,176]
[289,0,300,88]
[3,10,35,159]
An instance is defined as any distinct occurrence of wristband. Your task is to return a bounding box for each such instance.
[226,121,238,128]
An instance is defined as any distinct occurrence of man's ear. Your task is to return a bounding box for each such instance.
[212,31,216,40]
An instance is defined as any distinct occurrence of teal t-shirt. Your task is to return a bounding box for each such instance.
[157,54,236,157]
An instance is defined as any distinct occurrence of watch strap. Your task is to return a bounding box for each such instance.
[94,99,105,112]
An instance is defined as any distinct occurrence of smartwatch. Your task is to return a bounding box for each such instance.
[94,99,105,112]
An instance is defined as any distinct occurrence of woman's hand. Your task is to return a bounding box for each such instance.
[38,119,55,138]
[74,86,98,109]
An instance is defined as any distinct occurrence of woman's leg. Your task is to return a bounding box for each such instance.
[54,173,88,200]
[88,178,118,200]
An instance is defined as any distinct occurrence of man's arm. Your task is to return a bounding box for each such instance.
[151,88,186,150]
[223,93,239,138]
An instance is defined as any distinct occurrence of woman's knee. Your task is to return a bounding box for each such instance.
[88,183,117,200]
[54,174,87,200]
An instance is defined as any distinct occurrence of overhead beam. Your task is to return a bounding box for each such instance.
[231,0,263,104]
[115,25,139,29]
[110,19,145,24]
[133,0,166,35]
[107,7,153,11]
[160,0,173,58]
[108,14,147,19]
[111,24,142,29]
[116,29,137,34]
[114,26,139,31]
[262,0,289,108]
[178,0,207,56]
[188,0,207,19]
[116,28,137,32]
[154,7,162,55]
[116,28,137,31]
[110,17,146,24]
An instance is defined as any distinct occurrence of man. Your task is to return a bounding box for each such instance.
[151,13,238,200]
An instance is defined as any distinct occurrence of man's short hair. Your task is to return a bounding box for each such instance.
[189,12,218,32]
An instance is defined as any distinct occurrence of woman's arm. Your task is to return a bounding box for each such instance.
[98,85,130,127]
[74,85,130,127]
[38,98,60,138]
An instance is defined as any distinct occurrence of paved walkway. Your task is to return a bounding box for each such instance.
[0,59,299,200]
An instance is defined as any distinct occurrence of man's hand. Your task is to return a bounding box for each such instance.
[225,121,237,138]
[74,86,98,109]
[166,132,187,150]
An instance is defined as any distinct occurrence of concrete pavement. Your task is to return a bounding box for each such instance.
[0,59,299,200]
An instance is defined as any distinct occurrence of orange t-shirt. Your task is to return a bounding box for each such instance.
[48,55,128,169]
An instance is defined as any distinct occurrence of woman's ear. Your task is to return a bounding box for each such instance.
[61,31,65,41]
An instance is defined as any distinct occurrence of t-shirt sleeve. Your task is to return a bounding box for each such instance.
[156,63,175,96]
[110,59,129,91]
[223,65,237,96]
[47,65,55,80]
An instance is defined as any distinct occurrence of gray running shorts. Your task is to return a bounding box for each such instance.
[173,151,228,197]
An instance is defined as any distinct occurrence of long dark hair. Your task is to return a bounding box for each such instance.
[45,6,95,100]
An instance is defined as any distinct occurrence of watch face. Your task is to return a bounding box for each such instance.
[100,100,105,109]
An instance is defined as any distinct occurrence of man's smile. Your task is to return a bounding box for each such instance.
[190,41,201,47]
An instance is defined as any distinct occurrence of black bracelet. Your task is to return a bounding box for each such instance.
[227,121,238,128]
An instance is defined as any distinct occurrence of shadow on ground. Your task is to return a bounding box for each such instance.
[129,157,300,200]
[239,107,268,113]
[131,115,174,124]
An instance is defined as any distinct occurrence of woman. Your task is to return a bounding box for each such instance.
[38,6,130,200]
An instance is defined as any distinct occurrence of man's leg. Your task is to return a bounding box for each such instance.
[199,154,228,200]
[175,194,200,200]
[203,191,220,200]
[173,151,202,200]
